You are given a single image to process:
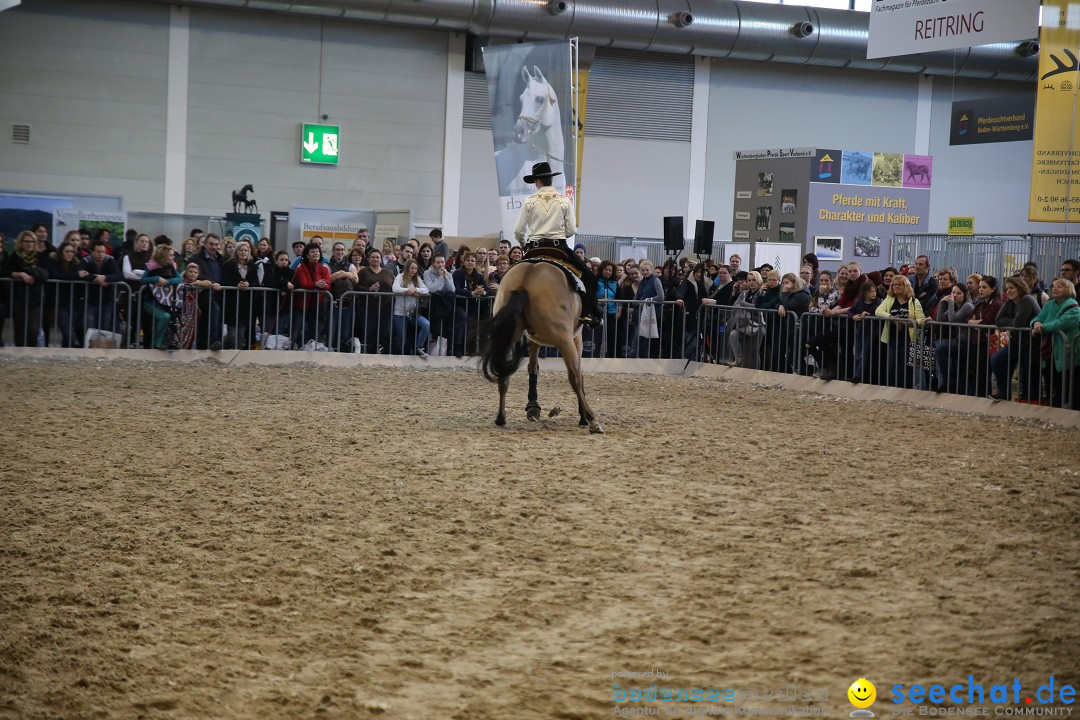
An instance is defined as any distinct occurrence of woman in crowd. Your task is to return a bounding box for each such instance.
[291,241,331,346]
[391,258,430,357]
[848,282,883,384]
[802,270,840,378]
[933,283,975,394]
[180,237,198,264]
[633,260,665,359]
[417,242,434,274]
[754,269,783,370]
[655,260,679,358]
[965,273,982,303]
[876,267,898,300]
[875,274,924,388]
[596,261,620,359]
[3,230,48,346]
[123,233,152,286]
[1031,277,1080,408]
[221,240,261,349]
[256,237,273,265]
[48,242,83,347]
[774,273,810,372]
[617,265,640,358]
[926,268,956,320]
[991,276,1041,402]
[222,237,236,263]
[260,249,294,337]
[963,275,1003,396]
[381,239,397,268]
[801,252,820,290]
[475,247,494,281]
[423,253,456,356]
[486,254,510,294]
[729,270,764,369]
[675,263,716,360]
[452,250,489,356]
[508,245,523,264]
[140,244,183,350]
[1020,265,1048,305]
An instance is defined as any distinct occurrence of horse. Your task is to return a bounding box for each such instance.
[243,197,258,214]
[232,184,254,213]
[513,66,565,179]
[904,161,930,184]
[479,260,603,434]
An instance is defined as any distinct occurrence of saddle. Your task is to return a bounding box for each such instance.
[521,245,585,292]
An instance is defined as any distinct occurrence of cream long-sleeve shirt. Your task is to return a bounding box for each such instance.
[513,185,576,245]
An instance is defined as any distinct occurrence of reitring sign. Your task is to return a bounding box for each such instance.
[868,0,1039,60]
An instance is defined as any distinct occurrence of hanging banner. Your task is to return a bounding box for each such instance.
[53,209,127,250]
[482,41,577,241]
[1030,0,1080,222]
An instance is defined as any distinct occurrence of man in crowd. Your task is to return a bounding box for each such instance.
[77,239,124,336]
[910,254,938,314]
[498,238,513,257]
[1060,259,1079,285]
[430,228,449,262]
[292,240,306,261]
[189,233,225,350]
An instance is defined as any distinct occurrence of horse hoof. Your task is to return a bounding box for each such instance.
[579,418,588,427]
[589,424,605,434]
[526,406,541,421]
[495,415,506,427]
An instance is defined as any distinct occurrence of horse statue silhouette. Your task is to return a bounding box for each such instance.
[480,261,603,434]
[513,66,565,181]
[231,184,255,214]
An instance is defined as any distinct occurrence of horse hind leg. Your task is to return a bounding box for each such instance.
[525,341,541,421]
[496,375,509,427]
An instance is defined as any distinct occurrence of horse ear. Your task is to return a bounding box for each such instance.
[521,66,532,82]
[533,66,547,84]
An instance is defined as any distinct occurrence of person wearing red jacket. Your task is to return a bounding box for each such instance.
[291,241,331,346]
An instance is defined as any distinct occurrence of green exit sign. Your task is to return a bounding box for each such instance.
[300,123,340,165]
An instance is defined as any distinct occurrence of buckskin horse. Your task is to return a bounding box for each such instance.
[480,259,603,434]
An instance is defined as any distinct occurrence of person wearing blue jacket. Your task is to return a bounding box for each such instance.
[596,261,619,358]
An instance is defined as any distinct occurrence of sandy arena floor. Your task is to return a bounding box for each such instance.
[0,358,1078,720]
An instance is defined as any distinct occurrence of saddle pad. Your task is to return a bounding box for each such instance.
[519,255,586,293]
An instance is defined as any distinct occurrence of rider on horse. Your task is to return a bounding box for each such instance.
[513,161,603,329]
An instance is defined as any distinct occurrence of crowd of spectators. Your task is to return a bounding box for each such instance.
[3,223,1079,408]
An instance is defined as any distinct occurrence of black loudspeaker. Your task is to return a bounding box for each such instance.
[693,220,715,256]
[663,216,684,252]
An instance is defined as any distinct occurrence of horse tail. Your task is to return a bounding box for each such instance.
[480,289,528,383]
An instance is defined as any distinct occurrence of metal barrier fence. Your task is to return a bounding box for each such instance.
[891,233,1080,287]
[0,278,133,348]
[5,277,1077,411]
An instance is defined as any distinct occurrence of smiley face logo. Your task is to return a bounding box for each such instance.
[848,678,876,709]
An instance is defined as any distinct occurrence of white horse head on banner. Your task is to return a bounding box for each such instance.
[514,65,565,178]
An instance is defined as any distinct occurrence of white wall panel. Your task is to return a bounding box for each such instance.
[0,0,168,211]
[185,7,447,220]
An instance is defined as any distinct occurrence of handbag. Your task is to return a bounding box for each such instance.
[907,340,935,371]
[638,303,659,339]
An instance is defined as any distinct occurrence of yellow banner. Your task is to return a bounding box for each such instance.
[1030,0,1080,222]
[574,68,588,224]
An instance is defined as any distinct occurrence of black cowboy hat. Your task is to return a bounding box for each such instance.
[523,161,562,184]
